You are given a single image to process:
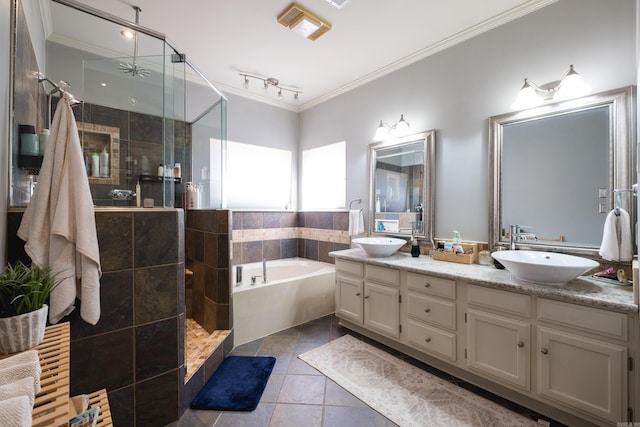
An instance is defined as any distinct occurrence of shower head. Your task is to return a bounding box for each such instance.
[119,62,150,78]
[120,5,150,78]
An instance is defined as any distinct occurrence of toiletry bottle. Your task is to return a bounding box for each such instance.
[158,164,164,177]
[174,163,181,178]
[135,181,141,207]
[38,129,49,155]
[453,230,464,254]
[99,147,109,177]
[411,238,420,257]
[91,152,100,177]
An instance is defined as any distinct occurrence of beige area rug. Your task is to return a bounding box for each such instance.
[298,334,537,427]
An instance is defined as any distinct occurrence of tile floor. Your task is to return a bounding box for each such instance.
[172,315,566,427]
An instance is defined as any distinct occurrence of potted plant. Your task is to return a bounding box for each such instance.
[0,261,62,353]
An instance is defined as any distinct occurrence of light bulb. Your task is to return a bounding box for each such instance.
[511,78,542,110]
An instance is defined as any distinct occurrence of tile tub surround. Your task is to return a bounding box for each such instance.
[231,211,351,265]
[331,249,637,312]
[7,208,192,427]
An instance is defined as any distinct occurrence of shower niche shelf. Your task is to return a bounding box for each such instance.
[138,174,182,183]
[78,122,120,186]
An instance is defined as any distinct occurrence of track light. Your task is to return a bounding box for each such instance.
[239,73,302,102]
[372,115,411,141]
[512,64,591,110]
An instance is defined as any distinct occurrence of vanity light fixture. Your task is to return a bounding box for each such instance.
[239,73,301,102]
[512,64,591,110]
[372,115,411,141]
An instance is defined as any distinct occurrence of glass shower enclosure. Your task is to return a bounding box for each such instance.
[10,0,226,209]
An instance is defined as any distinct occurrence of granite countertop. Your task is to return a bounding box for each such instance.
[330,249,639,313]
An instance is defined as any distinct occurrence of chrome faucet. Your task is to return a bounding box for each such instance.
[262,259,267,284]
[235,265,243,286]
[509,224,537,250]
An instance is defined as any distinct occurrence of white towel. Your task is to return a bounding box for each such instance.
[0,395,33,427]
[0,361,41,394]
[17,93,102,325]
[599,208,633,262]
[0,377,37,407]
[348,209,365,236]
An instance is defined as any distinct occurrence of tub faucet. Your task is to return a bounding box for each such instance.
[235,266,243,286]
[262,259,267,284]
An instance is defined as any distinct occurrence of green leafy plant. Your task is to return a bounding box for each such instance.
[0,261,63,318]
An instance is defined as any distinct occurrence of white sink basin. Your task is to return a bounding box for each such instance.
[491,250,599,285]
[352,237,407,257]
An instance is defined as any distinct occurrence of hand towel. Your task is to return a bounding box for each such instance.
[0,377,37,407]
[17,93,102,325]
[0,350,39,372]
[0,361,41,394]
[348,209,365,236]
[0,395,32,427]
[599,208,633,262]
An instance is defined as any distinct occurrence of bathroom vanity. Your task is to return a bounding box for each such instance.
[331,249,639,427]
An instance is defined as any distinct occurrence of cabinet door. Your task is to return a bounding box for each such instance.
[335,275,363,324]
[364,281,400,339]
[467,309,530,390]
[538,327,627,423]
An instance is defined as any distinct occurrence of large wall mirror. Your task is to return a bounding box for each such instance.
[369,130,435,241]
[489,86,635,255]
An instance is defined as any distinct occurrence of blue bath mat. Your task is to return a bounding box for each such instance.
[190,356,276,411]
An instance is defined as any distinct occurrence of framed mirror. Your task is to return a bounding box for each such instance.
[369,130,435,241]
[489,86,635,255]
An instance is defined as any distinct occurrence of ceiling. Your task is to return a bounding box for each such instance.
[44,0,557,111]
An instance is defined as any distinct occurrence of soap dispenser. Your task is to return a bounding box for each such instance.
[411,238,420,257]
[410,223,420,257]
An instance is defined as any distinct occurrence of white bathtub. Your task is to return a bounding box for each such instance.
[232,258,336,346]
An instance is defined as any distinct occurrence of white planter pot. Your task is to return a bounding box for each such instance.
[0,304,48,354]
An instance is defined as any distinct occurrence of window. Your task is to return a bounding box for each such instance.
[226,141,292,209]
[301,141,346,210]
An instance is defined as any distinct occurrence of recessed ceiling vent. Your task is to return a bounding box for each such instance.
[325,0,351,9]
[277,3,331,41]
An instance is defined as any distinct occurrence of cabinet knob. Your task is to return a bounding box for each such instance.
[364,295,370,299]
[355,293,361,296]
[541,348,548,355]
[424,308,431,313]
[424,283,431,288]
[425,337,431,343]
[517,341,525,348]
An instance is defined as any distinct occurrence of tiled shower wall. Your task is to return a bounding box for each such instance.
[231,210,351,265]
[8,209,186,427]
[184,209,232,334]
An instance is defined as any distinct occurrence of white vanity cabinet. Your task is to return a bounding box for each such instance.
[466,285,531,390]
[332,253,637,426]
[335,260,400,339]
[364,264,400,339]
[406,272,457,361]
[335,259,364,323]
[536,299,628,423]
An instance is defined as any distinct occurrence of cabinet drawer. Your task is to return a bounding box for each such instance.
[467,285,531,318]
[365,264,399,286]
[407,319,456,361]
[537,299,627,340]
[336,259,364,277]
[407,292,456,330]
[407,272,455,299]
